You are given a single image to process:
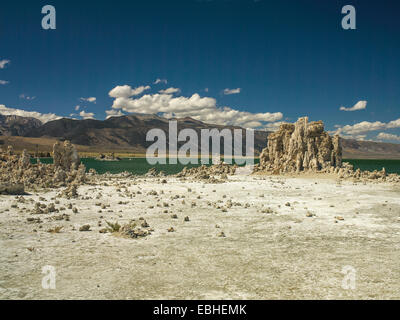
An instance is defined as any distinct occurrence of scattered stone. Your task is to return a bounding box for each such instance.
[47,226,63,233]
[0,184,25,195]
[177,163,237,181]
[79,224,91,232]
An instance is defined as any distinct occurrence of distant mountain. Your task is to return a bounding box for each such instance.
[0,114,42,136]
[23,114,270,155]
[1,113,400,159]
[342,139,400,159]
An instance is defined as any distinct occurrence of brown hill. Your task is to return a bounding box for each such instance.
[342,139,400,159]
[20,114,269,155]
[1,114,400,159]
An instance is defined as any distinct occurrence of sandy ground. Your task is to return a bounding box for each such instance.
[0,174,399,300]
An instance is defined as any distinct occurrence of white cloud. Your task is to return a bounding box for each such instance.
[204,88,209,92]
[337,134,367,140]
[80,97,96,103]
[75,105,80,111]
[109,85,151,98]
[0,104,61,123]
[0,59,10,69]
[0,80,9,85]
[105,109,125,119]
[109,86,283,129]
[19,94,36,100]
[340,100,367,111]
[154,78,167,85]
[79,110,95,119]
[334,118,400,136]
[377,132,400,142]
[329,119,400,140]
[223,88,241,95]
[159,87,180,94]
[263,121,286,132]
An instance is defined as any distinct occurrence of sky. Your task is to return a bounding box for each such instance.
[0,0,400,142]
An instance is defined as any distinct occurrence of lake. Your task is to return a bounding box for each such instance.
[31,158,400,175]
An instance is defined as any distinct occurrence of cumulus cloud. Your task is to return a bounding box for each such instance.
[0,59,10,69]
[223,88,241,95]
[333,118,400,137]
[340,100,367,111]
[0,104,61,123]
[19,94,36,100]
[154,78,167,85]
[79,110,95,119]
[105,109,126,119]
[159,87,180,94]
[377,132,400,142]
[263,121,286,132]
[109,85,151,98]
[80,97,96,103]
[0,80,9,85]
[337,134,367,141]
[108,86,282,129]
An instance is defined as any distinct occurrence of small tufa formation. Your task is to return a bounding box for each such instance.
[177,163,237,181]
[258,117,342,173]
[53,141,80,171]
[0,141,85,191]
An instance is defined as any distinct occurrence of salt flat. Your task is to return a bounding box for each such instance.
[0,174,399,299]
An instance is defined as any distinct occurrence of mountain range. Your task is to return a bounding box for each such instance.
[1,114,400,159]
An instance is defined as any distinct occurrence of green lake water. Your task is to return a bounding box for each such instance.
[343,159,400,175]
[31,158,400,175]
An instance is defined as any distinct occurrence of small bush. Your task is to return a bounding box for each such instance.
[106,221,121,233]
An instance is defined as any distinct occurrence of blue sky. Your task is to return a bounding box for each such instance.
[0,0,400,142]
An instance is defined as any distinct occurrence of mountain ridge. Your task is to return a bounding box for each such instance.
[1,114,400,159]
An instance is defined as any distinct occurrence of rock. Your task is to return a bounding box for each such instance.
[0,141,85,191]
[141,220,150,228]
[54,140,80,171]
[177,163,237,181]
[184,216,190,222]
[119,221,152,238]
[0,184,25,195]
[258,117,342,173]
[18,150,31,168]
[79,224,91,232]
[146,168,158,177]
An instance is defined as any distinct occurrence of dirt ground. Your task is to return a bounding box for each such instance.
[0,174,399,299]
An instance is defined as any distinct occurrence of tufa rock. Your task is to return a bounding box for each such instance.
[258,117,342,173]
[0,141,85,191]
